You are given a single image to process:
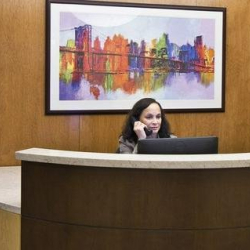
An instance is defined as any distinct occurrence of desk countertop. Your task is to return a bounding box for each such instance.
[0,166,21,214]
[15,148,250,169]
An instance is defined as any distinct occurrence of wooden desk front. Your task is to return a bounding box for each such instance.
[16,148,250,250]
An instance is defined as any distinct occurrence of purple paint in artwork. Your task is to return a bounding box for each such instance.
[59,11,216,101]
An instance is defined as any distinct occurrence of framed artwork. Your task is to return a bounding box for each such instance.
[46,0,226,114]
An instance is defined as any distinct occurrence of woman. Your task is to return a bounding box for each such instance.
[118,98,174,153]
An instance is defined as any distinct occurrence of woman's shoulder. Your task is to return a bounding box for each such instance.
[119,136,136,145]
[118,136,137,154]
[170,134,177,138]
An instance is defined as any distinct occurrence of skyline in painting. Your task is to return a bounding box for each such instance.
[60,12,215,48]
[59,11,216,101]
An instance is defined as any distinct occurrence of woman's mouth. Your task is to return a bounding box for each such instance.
[150,127,159,130]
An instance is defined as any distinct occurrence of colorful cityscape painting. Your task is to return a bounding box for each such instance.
[47,2,225,113]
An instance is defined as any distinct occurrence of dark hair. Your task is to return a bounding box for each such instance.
[121,98,171,143]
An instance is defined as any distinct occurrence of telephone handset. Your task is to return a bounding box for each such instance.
[132,117,153,136]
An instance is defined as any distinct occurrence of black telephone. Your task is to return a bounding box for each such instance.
[132,117,153,136]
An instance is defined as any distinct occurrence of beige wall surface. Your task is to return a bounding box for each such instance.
[1,0,250,166]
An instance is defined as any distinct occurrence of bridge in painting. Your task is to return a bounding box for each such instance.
[60,46,214,77]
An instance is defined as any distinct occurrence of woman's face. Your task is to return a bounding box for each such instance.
[139,103,162,136]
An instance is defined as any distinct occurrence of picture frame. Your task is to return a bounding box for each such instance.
[46,0,226,114]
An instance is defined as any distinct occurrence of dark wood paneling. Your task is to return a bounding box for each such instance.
[22,217,250,250]
[21,161,250,249]
[22,161,250,229]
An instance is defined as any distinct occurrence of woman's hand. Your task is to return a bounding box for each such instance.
[133,120,147,139]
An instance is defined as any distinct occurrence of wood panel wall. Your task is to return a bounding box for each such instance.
[1,0,250,166]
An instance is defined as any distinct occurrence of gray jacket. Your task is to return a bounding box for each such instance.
[118,134,177,154]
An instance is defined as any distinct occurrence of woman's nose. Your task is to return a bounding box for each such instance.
[152,118,157,123]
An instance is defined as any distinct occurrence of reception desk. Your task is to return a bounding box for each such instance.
[16,148,250,250]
